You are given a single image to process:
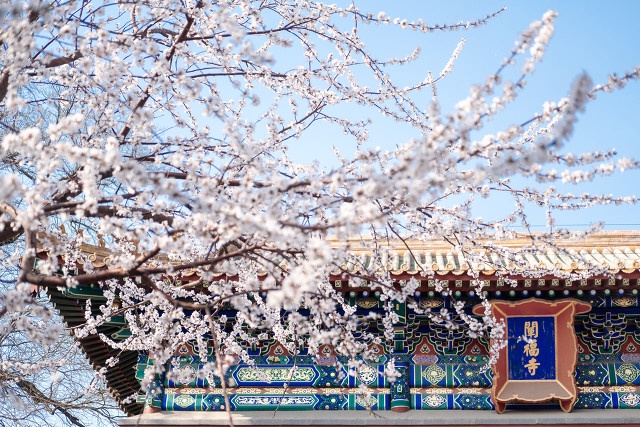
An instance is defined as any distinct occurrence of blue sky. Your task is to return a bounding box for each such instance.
[415,1,640,230]
[290,1,640,230]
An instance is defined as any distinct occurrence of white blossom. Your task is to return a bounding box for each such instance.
[0,2,637,405]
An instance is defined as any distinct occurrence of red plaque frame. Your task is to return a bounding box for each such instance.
[473,298,591,413]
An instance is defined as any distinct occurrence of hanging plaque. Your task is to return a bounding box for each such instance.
[473,298,590,413]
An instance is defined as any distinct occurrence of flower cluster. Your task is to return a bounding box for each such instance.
[0,1,638,410]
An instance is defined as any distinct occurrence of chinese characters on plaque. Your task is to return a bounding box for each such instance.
[507,316,556,381]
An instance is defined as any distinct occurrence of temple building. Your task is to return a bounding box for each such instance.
[46,231,640,426]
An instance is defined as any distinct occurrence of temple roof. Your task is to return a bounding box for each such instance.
[337,231,640,276]
[63,231,640,277]
[47,286,144,416]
